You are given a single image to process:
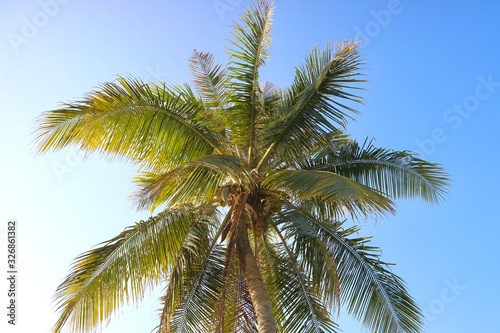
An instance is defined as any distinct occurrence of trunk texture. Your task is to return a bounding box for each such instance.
[236,219,277,333]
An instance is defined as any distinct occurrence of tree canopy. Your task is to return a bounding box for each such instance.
[34,1,449,332]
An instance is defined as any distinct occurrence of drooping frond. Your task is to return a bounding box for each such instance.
[232,276,258,333]
[306,138,450,203]
[263,169,395,218]
[33,76,225,171]
[227,0,274,165]
[214,260,258,333]
[261,231,339,333]
[162,243,227,333]
[292,208,424,333]
[158,210,231,333]
[158,211,257,333]
[133,154,255,211]
[272,205,341,312]
[258,41,364,170]
[53,206,217,333]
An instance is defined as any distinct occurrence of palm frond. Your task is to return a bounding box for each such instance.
[292,207,424,333]
[158,210,256,333]
[52,205,217,333]
[272,205,341,312]
[158,209,231,333]
[262,230,339,333]
[164,244,227,333]
[133,154,255,211]
[261,82,282,119]
[189,50,229,112]
[258,41,364,170]
[227,0,274,165]
[263,169,395,218]
[33,76,224,172]
[307,138,450,203]
[214,262,258,333]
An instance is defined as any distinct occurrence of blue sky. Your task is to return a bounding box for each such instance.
[1,0,499,332]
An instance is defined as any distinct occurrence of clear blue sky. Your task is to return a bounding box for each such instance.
[1,0,499,332]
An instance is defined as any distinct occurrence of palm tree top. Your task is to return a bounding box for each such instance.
[33,1,449,332]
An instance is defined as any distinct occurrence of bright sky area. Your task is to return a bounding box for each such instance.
[1,0,499,332]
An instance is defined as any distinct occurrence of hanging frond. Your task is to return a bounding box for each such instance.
[163,244,227,333]
[290,207,424,333]
[158,210,232,333]
[271,205,341,312]
[53,205,217,333]
[214,261,258,333]
[261,231,339,333]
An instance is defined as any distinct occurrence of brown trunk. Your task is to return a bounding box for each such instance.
[236,219,277,333]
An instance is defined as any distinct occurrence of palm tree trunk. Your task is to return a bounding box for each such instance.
[236,217,277,333]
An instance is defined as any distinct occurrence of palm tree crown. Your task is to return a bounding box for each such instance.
[34,1,449,332]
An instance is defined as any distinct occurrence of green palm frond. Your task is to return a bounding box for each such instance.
[307,138,450,203]
[262,231,339,333]
[159,211,256,333]
[261,82,282,118]
[164,243,227,333]
[133,154,255,211]
[227,0,274,165]
[232,276,258,333]
[272,205,341,311]
[52,206,217,333]
[189,50,229,112]
[214,262,258,333]
[257,41,364,170]
[263,170,395,218]
[158,209,232,333]
[214,211,257,333]
[33,76,224,171]
[295,209,423,333]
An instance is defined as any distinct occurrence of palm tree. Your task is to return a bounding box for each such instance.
[34,1,449,332]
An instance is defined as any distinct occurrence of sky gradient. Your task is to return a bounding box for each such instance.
[1,0,499,332]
